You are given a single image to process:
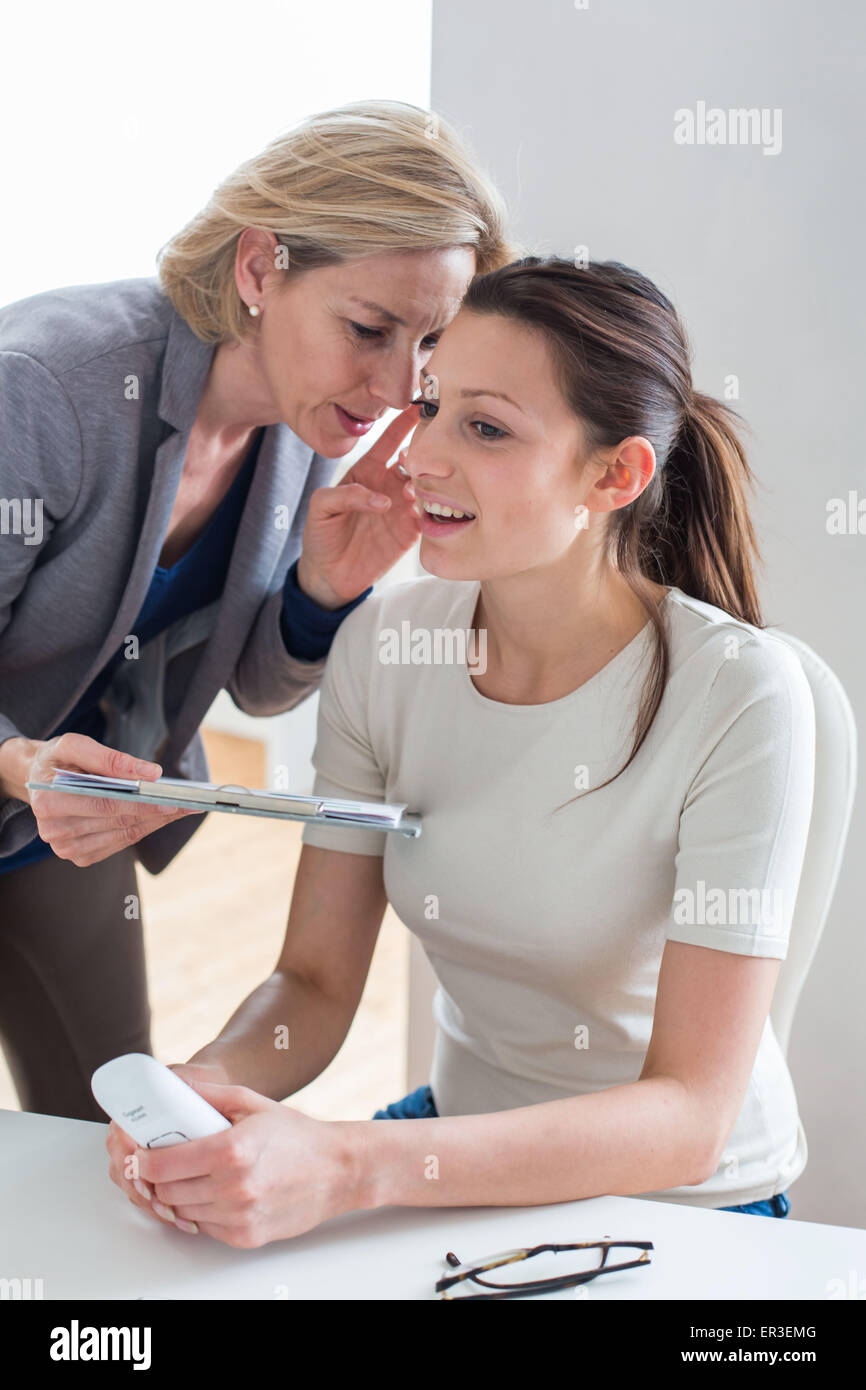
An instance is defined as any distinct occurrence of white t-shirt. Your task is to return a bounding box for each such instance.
[301,578,815,1208]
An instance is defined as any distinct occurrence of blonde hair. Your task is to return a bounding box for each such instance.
[156,99,518,343]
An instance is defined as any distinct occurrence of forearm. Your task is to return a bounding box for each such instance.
[352,1076,715,1212]
[227,562,371,717]
[186,967,353,1101]
[226,588,327,717]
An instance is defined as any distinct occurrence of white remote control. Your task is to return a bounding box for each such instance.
[91,1053,232,1148]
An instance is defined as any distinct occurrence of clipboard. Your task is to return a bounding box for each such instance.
[26,769,422,838]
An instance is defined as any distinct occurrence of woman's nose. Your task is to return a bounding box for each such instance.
[367,354,424,410]
[403,432,451,483]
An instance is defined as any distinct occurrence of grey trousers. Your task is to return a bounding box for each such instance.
[0,846,152,1121]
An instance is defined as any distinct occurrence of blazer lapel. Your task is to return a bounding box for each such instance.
[83,308,215,680]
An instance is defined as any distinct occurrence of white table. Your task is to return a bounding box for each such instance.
[2,1109,863,1301]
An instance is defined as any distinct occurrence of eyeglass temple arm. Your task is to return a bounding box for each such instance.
[439,1242,653,1293]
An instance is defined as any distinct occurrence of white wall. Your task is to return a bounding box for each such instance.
[0,0,432,303]
[430,0,865,1227]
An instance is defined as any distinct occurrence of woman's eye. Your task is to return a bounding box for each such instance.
[416,400,506,440]
[350,322,439,349]
[349,321,383,340]
[472,421,507,440]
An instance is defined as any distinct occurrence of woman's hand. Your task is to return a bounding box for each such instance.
[110,1078,361,1247]
[296,403,421,608]
[106,1061,232,1218]
[12,732,196,867]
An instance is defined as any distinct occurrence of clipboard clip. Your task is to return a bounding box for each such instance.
[210,784,324,814]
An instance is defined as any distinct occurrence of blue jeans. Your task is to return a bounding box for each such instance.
[373,1085,791,1218]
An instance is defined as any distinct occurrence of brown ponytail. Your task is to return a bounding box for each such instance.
[634,390,764,627]
[460,256,767,802]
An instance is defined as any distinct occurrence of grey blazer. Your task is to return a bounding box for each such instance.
[0,277,340,874]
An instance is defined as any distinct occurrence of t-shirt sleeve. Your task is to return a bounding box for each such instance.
[300,601,389,857]
[666,636,816,959]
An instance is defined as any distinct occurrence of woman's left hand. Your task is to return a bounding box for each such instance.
[122,1081,362,1248]
[296,403,421,609]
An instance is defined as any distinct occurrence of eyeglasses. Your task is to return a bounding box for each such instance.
[435,1239,654,1300]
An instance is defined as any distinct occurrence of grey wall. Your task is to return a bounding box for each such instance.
[430,0,864,1227]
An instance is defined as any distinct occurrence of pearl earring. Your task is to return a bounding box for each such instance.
[248,304,261,317]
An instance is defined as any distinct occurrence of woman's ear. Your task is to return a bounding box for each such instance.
[590,436,656,514]
[234,227,282,309]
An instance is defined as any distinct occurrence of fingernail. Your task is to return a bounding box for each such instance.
[412,503,421,516]
[370,495,389,508]
[404,482,415,497]
[133,1179,151,1200]
[175,1219,199,1235]
[152,1201,176,1222]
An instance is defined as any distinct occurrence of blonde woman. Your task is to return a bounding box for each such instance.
[106,257,815,1244]
[0,100,513,1122]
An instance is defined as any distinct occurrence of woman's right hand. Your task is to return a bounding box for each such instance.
[0,731,196,867]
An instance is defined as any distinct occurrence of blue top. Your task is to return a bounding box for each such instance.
[0,432,372,875]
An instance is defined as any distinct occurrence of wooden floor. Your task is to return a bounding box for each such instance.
[0,731,408,1119]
